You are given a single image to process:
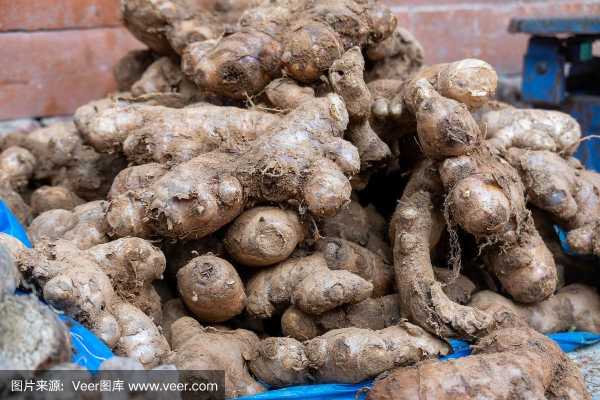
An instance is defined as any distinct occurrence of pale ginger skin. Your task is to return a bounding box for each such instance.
[470,284,600,334]
[168,317,265,398]
[0,146,36,190]
[28,200,110,249]
[106,93,358,240]
[6,237,170,367]
[0,294,72,370]
[180,0,397,99]
[250,323,449,386]
[507,148,600,257]
[224,206,305,267]
[367,325,590,400]
[30,186,84,216]
[477,107,581,155]
[246,253,373,318]
[176,255,246,322]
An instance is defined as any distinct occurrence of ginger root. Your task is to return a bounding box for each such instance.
[176,255,246,322]
[246,253,373,318]
[30,186,84,216]
[224,206,305,267]
[367,325,590,400]
[470,284,600,334]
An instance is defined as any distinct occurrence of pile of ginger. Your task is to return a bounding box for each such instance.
[1,0,600,398]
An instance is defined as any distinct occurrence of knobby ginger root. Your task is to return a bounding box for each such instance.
[281,295,401,341]
[367,324,590,400]
[246,253,373,318]
[329,47,391,172]
[224,206,305,267]
[108,93,358,240]
[180,0,396,99]
[470,284,600,334]
[176,255,246,322]
[476,106,581,154]
[28,200,110,249]
[507,148,600,257]
[168,317,265,398]
[30,186,85,216]
[316,237,393,297]
[74,97,279,164]
[0,181,31,225]
[250,323,449,386]
[391,161,492,337]
[0,146,36,190]
[364,26,423,82]
[440,149,557,303]
[9,237,169,367]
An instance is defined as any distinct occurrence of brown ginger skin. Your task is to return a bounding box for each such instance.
[470,284,600,334]
[74,98,279,164]
[391,161,492,338]
[367,324,590,400]
[169,317,265,398]
[28,200,110,249]
[176,255,246,322]
[365,26,423,82]
[180,0,397,99]
[249,337,312,387]
[246,253,373,318]
[113,49,157,91]
[440,149,558,303]
[11,237,169,367]
[107,94,358,240]
[0,146,36,190]
[316,237,393,297]
[30,186,85,216]
[281,295,401,341]
[224,206,305,267]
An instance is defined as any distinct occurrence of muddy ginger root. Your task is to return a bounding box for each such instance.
[224,206,305,267]
[476,106,581,154]
[367,324,590,400]
[250,323,448,386]
[506,148,600,257]
[113,49,157,92]
[180,0,396,99]
[168,317,265,398]
[28,200,110,249]
[0,146,36,190]
[30,186,85,216]
[390,161,492,337]
[176,255,246,322]
[281,295,401,341]
[470,284,600,334]
[74,97,280,165]
[440,149,558,303]
[246,253,373,318]
[108,93,358,240]
[10,238,169,367]
[0,294,72,370]
[365,26,423,82]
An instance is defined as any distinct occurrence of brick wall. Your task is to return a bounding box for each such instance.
[1,0,599,120]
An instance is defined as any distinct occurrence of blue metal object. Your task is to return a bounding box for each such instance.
[511,16,600,171]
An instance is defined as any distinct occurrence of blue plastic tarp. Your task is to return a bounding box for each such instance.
[1,200,114,372]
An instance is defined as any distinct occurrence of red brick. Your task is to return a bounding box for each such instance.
[0,28,143,120]
[0,0,122,31]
